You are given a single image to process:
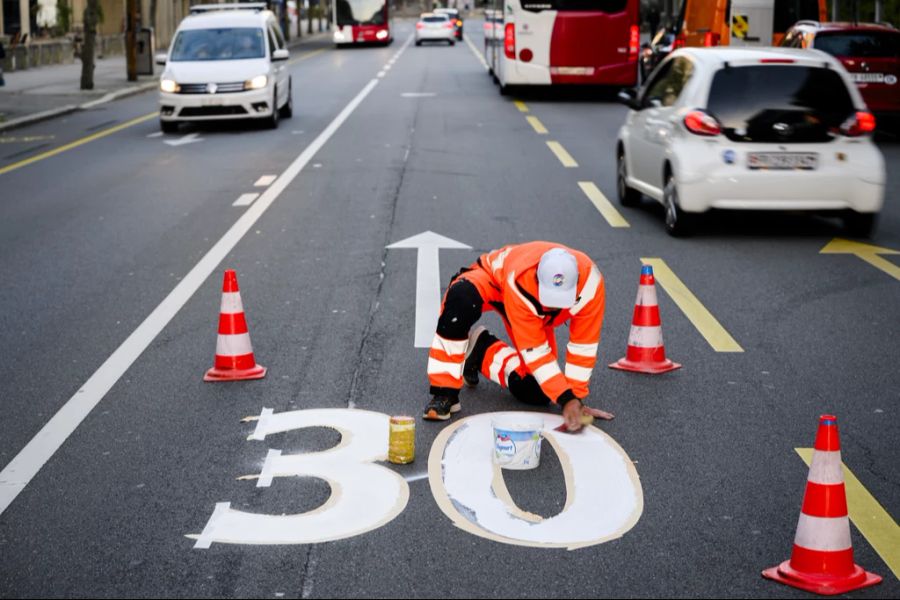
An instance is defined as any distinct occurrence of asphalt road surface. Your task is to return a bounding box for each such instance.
[1,20,898,599]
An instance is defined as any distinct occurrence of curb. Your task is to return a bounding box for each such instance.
[0,80,158,132]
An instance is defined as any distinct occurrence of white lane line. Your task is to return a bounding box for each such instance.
[463,33,489,71]
[232,193,260,207]
[254,175,277,187]
[378,71,386,78]
[401,92,436,98]
[0,77,382,517]
[146,132,164,138]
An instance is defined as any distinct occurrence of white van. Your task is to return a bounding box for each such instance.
[157,3,292,132]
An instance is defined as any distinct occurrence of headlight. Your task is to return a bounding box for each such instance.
[160,78,180,93]
[244,75,268,90]
[333,30,345,42]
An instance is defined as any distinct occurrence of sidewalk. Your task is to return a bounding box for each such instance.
[0,26,329,132]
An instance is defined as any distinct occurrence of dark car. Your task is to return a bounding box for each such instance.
[782,21,899,130]
[434,7,463,41]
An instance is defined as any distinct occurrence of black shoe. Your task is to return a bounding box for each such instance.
[463,326,492,387]
[423,395,461,421]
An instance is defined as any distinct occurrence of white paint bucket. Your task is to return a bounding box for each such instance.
[492,414,543,470]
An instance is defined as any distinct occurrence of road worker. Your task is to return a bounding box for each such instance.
[424,241,614,432]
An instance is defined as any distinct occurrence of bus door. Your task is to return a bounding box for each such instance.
[729,0,774,46]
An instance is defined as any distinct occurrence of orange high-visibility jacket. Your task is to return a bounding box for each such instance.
[462,241,605,402]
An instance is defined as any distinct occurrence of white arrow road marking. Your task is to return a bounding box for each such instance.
[164,132,204,147]
[254,175,278,187]
[386,231,471,348]
[232,193,259,207]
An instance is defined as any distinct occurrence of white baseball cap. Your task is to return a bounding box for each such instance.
[537,248,578,309]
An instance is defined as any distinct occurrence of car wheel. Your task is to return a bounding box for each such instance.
[160,120,179,134]
[844,212,877,238]
[279,81,293,119]
[663,174,694,237]
[266,87,279,129]
[617,150,641,207]
[415,40,422,46]
[449,40,455,46]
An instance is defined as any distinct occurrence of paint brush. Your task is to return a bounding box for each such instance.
[553,414,594,433]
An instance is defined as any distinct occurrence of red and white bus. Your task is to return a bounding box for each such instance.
[485,0,640,93]
[332,0,393,46]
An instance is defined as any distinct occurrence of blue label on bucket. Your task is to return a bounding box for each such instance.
[495,429,540,442]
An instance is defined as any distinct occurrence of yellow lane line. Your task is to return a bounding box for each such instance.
[526,115,548,134]
[0,112,158,176]
[796,448,899,580]
[578,182,629,228]
[546,141,578,168]
[514,100,529,113]
[287,47,328,66]
[639,258,743,352]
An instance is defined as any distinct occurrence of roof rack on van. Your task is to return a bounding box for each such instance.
[189,3,267,15]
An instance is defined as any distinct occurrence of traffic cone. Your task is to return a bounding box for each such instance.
[762,415,882,595]
[204,269,267,382]
[609,265,680,374]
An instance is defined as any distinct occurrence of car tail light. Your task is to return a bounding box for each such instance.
[683,110,721,136]
[445,22,454,29]
[416,22,424,29]
[841,111,876,136]
[629,25,639,60]
[704,32,720,46]
[504,23,516,59]
[673,33,686,49]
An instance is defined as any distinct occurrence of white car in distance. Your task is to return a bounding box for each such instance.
[616,47,885,237]
[415,13,456,46]
[157,3,292,132]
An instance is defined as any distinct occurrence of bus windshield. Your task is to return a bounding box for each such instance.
[335,0,387,26]
[521,0,627,12]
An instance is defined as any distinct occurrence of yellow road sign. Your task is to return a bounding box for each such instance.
[732,14,749,39]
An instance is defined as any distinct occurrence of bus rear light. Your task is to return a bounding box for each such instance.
[841,111,876,136]
[704,32,720,46]
[684,110,721,136]
[504,23,516,59]
[629,25,639,60]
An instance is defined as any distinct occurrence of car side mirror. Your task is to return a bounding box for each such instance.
[155,52,168,66]
[272,49,289,62]
[617,88,641,111]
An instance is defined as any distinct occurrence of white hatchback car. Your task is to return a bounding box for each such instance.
[157,3,292,132]
[616,47,885,236]
[415,13,456,46]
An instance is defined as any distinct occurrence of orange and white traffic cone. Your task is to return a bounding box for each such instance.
[204,269,267,382]
[762,414,882,595]
[609,265,680,374]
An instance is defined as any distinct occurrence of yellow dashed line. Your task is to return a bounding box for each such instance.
[546,141,578,168]
[0,112,157,176]
[514,100,529,113]
[526,116,548,134]
[639,258,743,352]
[287,47,327,66]
[796,448,899,580]
[578,182,629,228]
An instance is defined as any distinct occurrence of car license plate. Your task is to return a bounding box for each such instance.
[747,152,818,170]
[200,97,223,107]
[852,72,884,83]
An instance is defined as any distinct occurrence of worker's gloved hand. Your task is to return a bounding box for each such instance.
[562,398,614,432]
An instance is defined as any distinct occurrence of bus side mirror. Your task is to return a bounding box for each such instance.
[618,88,641,111]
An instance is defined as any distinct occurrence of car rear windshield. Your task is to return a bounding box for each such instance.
[170,28,266,61]
[423,16,448,22]
[522,0,628,13]
[707,65,855,143]
[814,31,900,58]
